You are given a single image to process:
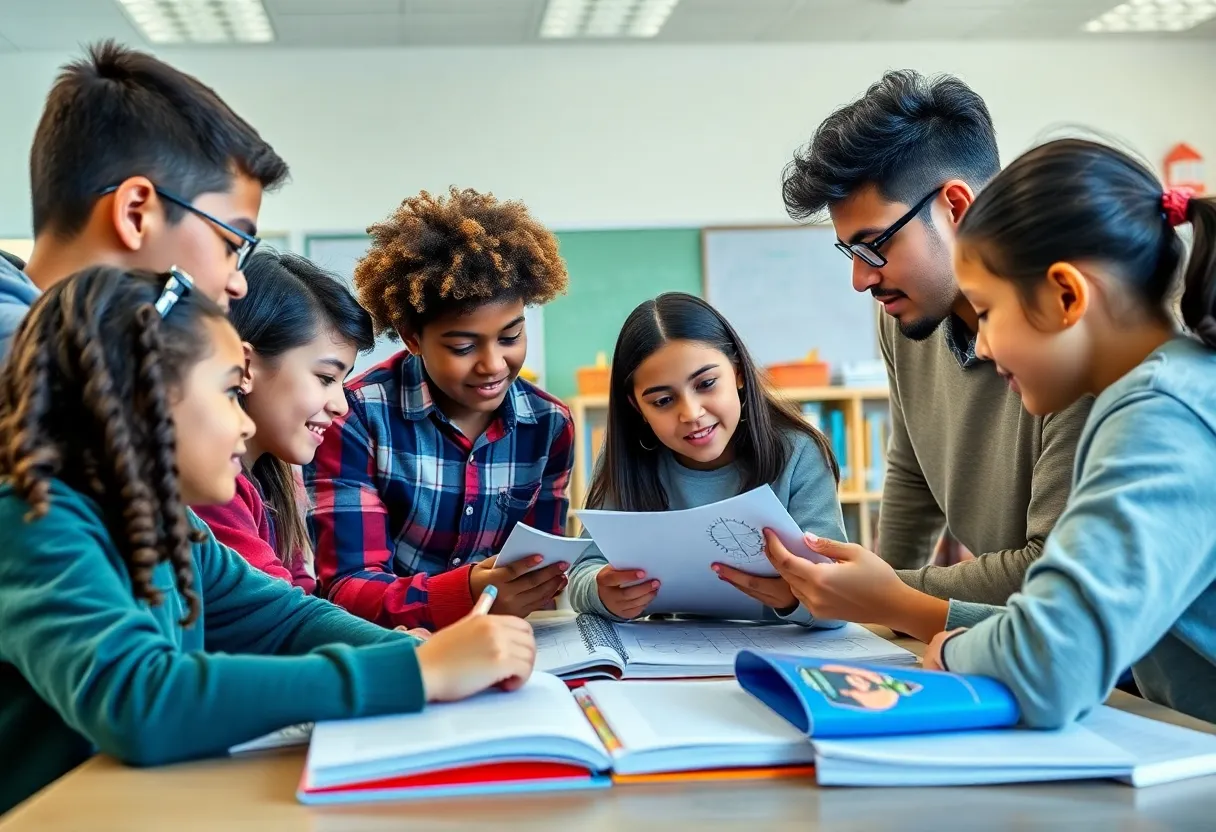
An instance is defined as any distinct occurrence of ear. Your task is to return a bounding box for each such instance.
[940,179,977,229]
[240,342,256,394]
[734,362,745,391]
[103,176,163,254]
[401,329,422,356]
[1044,262,1089,330]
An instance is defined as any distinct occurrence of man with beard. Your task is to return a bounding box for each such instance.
[777,70,1092,634]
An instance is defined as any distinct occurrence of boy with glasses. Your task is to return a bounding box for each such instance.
[773,70,1091,638]
[0,40,288,357]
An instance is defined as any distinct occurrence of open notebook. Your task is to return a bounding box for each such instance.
[298,672,817,803]
[534,615,915,681]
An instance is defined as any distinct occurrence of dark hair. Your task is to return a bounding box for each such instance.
[30,40,289,237]
[0,267,227,626]
[354,187,569,337]
[782,70,1000,221]
[957,138,1216,348]
[586,293,839,513]
[230,250,375,568]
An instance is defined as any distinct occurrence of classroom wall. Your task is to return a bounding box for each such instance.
[0,40,1214,237]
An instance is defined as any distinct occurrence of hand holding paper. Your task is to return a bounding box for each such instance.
[468,554,569,618]
[596,566,660,619]
[762,531,941,636]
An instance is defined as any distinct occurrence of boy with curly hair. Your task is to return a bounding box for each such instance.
[305,188,575,631]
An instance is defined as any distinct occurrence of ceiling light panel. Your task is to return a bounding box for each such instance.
[1083,0,1216,33]
[540,0,680,39]
[117,0,276,45]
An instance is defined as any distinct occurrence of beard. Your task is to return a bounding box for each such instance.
[898,313,946,342]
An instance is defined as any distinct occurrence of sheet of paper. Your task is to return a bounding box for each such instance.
[229,722,313,755]
[612,620,915,670]
[575,485,827,618]
[811,722,1135,787]
[1081,706,1216,787]
[494,522,591,573]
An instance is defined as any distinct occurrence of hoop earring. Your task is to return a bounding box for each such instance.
[639,437,658,451]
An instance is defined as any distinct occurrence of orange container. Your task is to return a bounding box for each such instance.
[766,352,830,389]
[576,351,611,396]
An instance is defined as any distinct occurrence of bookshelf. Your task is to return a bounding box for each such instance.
[566,385,891,550]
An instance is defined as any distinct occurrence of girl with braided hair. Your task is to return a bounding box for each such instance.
[0,266,538,813]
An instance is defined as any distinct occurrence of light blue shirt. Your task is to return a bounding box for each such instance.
[943,337,1216,728]
[0,255,39,358]
[567,428,847,628]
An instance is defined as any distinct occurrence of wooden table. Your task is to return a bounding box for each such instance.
[4,627,1216,832]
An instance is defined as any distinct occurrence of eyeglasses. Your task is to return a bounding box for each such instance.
[98,184,261,271]
[834,188,942,268]
[156,266,195,318]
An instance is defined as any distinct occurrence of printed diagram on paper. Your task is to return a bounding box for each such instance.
[706,517,765,566]
[616,622,892,658]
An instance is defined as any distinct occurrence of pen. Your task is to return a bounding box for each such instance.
[472,584,498,616]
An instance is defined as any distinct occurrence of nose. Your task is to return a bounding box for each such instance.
[476,346,508,377]
[975,326,992,361]
[229,268,249,302]
[677,396,705,424]
[328,386,349,418]
[239,406,256,441]
[852,259,883,294]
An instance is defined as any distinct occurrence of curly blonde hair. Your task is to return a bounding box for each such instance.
[354,187,569,337]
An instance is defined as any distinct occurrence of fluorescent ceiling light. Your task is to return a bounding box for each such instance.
[117,0,275,45]
[540,0,679,39]
[1083,0,1216,33]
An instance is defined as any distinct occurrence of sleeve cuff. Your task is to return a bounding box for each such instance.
[344,639,427,715]
[939,628,970,672]
[426,565,475,630]
[774,602,845,629]
[945,599,1005,631]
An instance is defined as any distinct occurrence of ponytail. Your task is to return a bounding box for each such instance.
[1178,195,1216,349]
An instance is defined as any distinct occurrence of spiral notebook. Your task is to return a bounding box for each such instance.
[533,614,915,681]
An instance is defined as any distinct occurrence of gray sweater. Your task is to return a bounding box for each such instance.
[567,429,847,627]
[943,337,1216,728]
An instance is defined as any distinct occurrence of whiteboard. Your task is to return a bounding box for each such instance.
[304,234,545,385]
[702,226,877,372]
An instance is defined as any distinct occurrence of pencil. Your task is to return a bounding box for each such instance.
[472,584,498,616]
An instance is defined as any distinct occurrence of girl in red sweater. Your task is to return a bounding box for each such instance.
[195,250,374,594]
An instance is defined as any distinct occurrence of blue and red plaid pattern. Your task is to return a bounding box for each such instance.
[304,350,574,630]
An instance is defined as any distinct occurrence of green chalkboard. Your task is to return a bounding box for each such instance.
[543,229,703,400]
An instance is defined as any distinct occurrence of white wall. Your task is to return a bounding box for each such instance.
[0,40,1213,237]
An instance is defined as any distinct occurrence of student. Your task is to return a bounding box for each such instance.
[193,250,376,594]
[0,267,536,814]
[776,69,1091,630]
[0,40,288,357]
[306,188,574,631]
[566,292,845,626]
[774,138,1216,727]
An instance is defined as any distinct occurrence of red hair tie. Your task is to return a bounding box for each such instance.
[1162,187,1193,227]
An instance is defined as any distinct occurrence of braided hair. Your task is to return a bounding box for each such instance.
[0,266,226,626]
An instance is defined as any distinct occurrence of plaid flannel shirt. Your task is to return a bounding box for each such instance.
[305,351,574,630]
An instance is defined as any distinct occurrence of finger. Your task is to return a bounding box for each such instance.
[615,596,657,619]
[598,567,647,588]
[514,574,568,610]
[805,533,861,562]
[484,613,535,635]
[493,554,547,581]
[762,529,801,571]
[611,579,661,603]
[715,571,781,606]
[506,561,569,591]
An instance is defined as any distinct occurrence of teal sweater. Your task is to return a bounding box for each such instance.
[0,480,426,814]
[942,337,1216,728]
[568,429,847,627]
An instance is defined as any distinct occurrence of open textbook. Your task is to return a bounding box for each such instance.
[533,615,915,681]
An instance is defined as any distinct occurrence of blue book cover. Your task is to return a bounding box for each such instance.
[735,651,1019,738]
